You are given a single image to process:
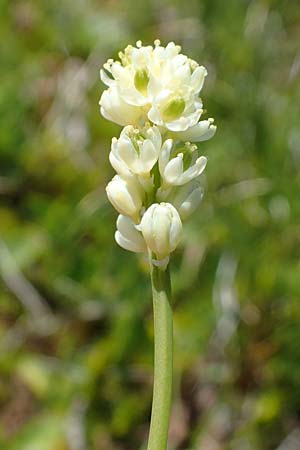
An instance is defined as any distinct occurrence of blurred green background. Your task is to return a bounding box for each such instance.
[1,0,300,449]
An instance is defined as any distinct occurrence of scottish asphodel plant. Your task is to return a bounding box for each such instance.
[100,40,216,450]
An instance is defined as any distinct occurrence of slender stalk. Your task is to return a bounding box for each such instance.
[147,262,173,450]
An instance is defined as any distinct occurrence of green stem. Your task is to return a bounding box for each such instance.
[147,262,173,450]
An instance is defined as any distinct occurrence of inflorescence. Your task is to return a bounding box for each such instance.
[100,40,216,268]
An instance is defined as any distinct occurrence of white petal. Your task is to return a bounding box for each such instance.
[178,187,203,220]
[110,63,128,81]
[165,42,179,58]
[100,105,117,124]
[169,211,183,249]
[175,120,216,142]
[146,125,162,150]
[179,156,207,184]
[165,108,202,132]
[119,86,148,106]
[172,54,188,68]
[115,231,145,253]
[109,151,132,177]
[140,140,159,172]
[173,64,191,85]
[191,66,207,92]
[139,204,156,249]
[154,205,172,256]
[196,125,217,142]
[148,105,163,126]
[115,215,146,253]
[118,135,139,169]
[147,75,163,99]
[159,139,173,175]
[164,155,183,184]
[100,88,141,126]
[154,88,173,104]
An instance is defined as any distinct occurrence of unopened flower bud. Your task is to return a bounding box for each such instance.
[115,215,147,253]
[106,175,142,221]
[139,203,182,260]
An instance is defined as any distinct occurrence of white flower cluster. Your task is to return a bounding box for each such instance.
[101,40,216,268]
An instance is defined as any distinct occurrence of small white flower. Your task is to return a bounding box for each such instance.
[109,125,162,176]
[173,118,217,143]
[159,140,207,186]
[138,202,182,260]
[172,182,204,220]
[115,215,147,253]
[106,175,143,221]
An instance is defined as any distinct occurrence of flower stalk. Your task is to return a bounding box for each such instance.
[147,262,173,450]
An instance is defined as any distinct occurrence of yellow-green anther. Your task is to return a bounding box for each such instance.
[134,68,149,95]
[162,96,185,122]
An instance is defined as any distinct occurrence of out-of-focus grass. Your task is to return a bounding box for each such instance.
[1,1,300,449]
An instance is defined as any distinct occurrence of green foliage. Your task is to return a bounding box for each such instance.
[1,0,300,449]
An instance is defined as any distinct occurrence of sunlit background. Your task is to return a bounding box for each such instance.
[1,0,300,449]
